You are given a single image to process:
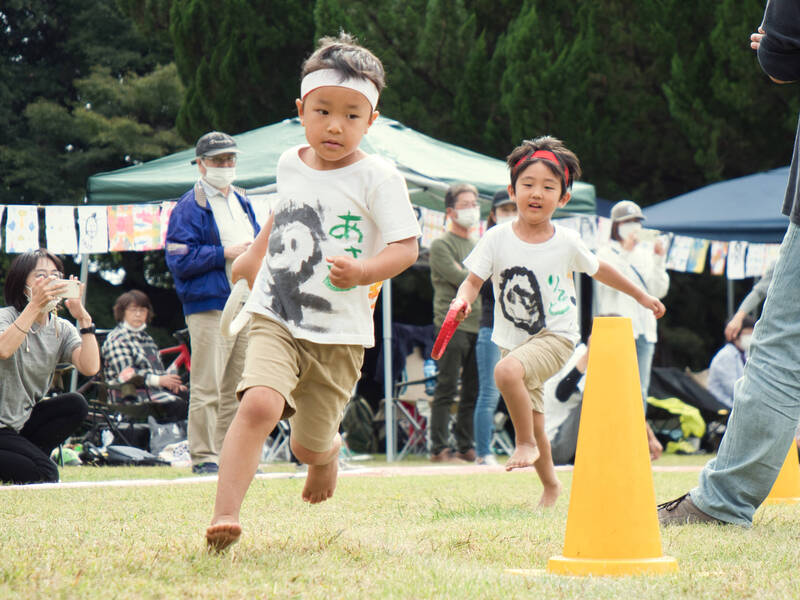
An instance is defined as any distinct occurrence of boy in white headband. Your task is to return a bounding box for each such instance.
[206,33,421,552]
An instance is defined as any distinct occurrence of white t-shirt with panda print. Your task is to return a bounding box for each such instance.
[464,221,599,350]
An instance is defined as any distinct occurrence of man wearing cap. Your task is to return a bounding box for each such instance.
[595,200,669,425]
[165,131,260,474]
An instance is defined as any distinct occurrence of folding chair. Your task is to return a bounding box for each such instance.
[262,420,292,463]
[391,372,434,460]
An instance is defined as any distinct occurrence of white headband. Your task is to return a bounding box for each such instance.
[300,68,379,111]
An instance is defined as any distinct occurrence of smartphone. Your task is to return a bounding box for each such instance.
[58,279,82,299]
[637,228,660,243]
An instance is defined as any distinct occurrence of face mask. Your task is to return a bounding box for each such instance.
[204,166,236,189]
[25,285,60,314]
[618,221,642,241]
[496,214,516,225]
[738,334,752,352]
[123,321,147,332]
[454,207,480,229]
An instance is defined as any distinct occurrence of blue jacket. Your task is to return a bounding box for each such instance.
[165,182,260,317]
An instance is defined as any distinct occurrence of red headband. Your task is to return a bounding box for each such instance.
[513,150,569,187]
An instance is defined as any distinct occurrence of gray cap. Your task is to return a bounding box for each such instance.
[610,200,645,223]
[193,131,240,163]
[492,189,515,209]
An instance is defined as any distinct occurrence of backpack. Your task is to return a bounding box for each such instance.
[342,396,378,454]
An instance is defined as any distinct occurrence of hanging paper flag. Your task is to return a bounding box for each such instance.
[78,206,109,253]
[5,205,39,253]
[726,240,748,279]
[685,238,710,274]
[159,201,177,247]
[132,204,161,251]
[419,206,446,248]
[666,235,692,272]
[45,206,78,254]
[107,205,135,251]
[745,243,766,278]
[763,244,780,276]
[709,241,728,275]
[595,216,612,246]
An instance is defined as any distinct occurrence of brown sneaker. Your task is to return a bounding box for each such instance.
[657,493,725,526]
[430,448,466,463]
[454,449,476,462]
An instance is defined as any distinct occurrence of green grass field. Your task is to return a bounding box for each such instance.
[1,455,798,599]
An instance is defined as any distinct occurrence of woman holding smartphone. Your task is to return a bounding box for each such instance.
[0,249,99,484]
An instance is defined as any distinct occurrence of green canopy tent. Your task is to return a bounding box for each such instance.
[86,115,597,461]
[87,116,596,218]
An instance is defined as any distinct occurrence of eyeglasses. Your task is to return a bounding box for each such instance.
[202,154,237,166]
[125,306,148,314]
[32,270,63,280]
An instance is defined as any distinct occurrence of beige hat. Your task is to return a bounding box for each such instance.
[610,200,644,223]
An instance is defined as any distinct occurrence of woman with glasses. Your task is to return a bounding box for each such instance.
[0,249,99,484]
[101,290,188,410]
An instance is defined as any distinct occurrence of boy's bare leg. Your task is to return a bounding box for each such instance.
[291,434,342,504]
[206,386,284,552]
[494,356,540,470]
[531,410,561,507]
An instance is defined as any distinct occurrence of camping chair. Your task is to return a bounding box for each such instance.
[262,420,292,463]
[390,372,434,460]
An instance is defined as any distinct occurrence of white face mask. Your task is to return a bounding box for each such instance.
[453,206,480,229]
[618,221,642,241]
[738,334,752,352]
[496,214,516,225]
[204,166,236,189]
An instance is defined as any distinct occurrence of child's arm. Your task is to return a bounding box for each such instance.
[451,272,485,322]
[593,259,666,319]
[231,213,273,289]
[327,236,419,289]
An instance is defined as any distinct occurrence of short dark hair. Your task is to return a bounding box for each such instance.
[506,136,581,193]
[301,32,386,97]
[444,183,478,210]
[4,249,65,312]
[113,290,154,323]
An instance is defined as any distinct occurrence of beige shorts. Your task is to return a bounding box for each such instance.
[501,329,574,413]
[236,314,364,453]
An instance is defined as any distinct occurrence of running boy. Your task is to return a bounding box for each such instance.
[206,33,420,551]
[450,136,665,507]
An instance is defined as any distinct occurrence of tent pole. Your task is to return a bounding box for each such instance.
[70,254,90,392]
[726,278,734,319]
[382,278,395,462]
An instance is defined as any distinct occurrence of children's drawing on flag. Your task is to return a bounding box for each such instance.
[726,240,748,280]
[45,206,78,254]
[5,205,39,253]
[78,206,109,253]
[744,244,766,278]
[709,241,728,276]
[107,205,134,251]
[419,206,446,248]
[159,201,177,247]
[666,235,692,272]
[685,238,710,274]
[132,204,161,251]
[763,244,780,276]
[578,215,597,249]
[595,216,612,246]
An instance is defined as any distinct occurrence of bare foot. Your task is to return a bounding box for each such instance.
[505,443,540,471]
[538,480,562,508]
[302,436,341,504]
[206,520,242,553]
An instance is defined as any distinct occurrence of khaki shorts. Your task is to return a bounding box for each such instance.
[237,314,364,453]
[501,329,574,413]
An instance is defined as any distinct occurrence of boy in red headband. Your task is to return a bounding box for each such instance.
[451,136,665,507]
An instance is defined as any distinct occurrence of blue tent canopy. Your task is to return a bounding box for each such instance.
[642,167,791,243]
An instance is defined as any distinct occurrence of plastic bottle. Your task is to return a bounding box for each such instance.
[423,358,438,396]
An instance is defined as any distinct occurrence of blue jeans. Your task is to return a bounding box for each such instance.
[474,327,502,458]
[691,223,800,526]
[635,335,656,414]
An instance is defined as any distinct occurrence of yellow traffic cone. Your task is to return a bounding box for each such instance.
[548,317,678,576]
[763,443,800,505]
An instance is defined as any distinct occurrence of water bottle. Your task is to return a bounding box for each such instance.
[423,358,438,396]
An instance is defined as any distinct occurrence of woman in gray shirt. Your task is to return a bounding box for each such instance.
[0,249,99,484]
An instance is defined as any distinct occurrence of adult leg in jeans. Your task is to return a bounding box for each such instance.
[430,329,470,456]
[474,326,501,459]
[635,335,655,415]
[690,223,800,526]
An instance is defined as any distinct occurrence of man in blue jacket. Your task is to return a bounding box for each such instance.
[166,131,260,474]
